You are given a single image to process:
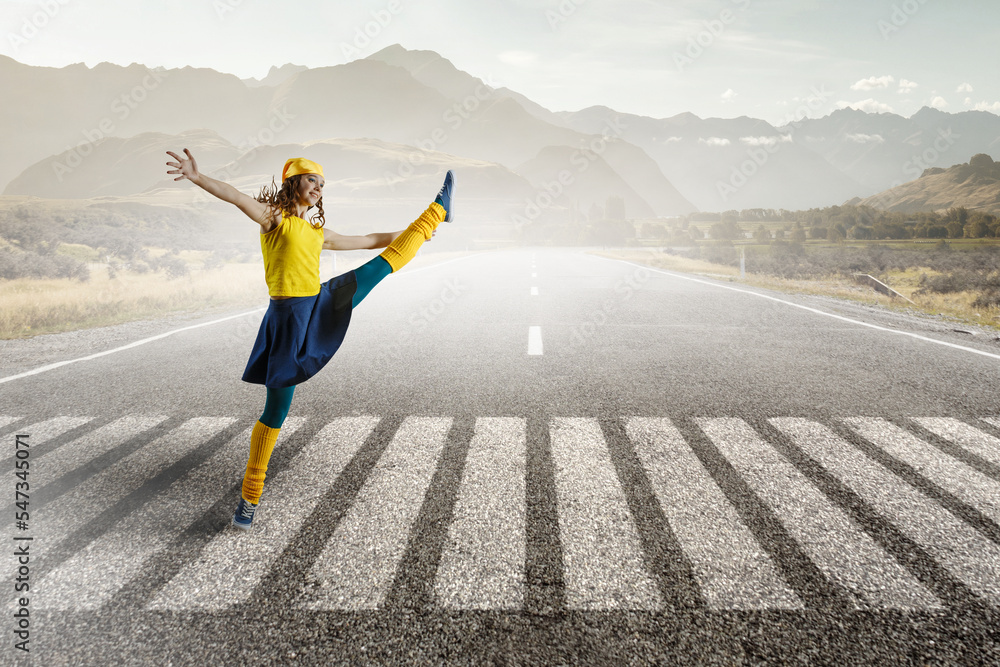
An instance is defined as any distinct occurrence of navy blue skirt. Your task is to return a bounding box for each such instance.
[242,271,358,388]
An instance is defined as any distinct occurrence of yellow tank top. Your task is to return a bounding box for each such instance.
[260,213,324,297]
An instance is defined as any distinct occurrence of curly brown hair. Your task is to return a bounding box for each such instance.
[255,174,325,228]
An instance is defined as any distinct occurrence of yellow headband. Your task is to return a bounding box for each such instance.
[282,158,324,182]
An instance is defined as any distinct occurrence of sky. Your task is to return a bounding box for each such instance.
[2,0,998,124]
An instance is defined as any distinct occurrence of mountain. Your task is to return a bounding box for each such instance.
[858,153,1000,213]
[0,55,272,189]
[4,46,1000,217]
[548,106,865,210]
[366,45,491,102]
[785,107,1000,195]
[241,63,308,88]
[515,145,656,219]
[3,129,242,199]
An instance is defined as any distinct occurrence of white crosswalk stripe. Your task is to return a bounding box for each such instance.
[32,419,304,611]
[34,415,167,485]
[435,417,527,610]
[774,418,1000,606]
[303,417,452,610]
[2,415,93,450]
[628,417,801,610]
[12,412,1000,614]
[3,415,140,535]
[551,418,662,610]
[699,418,939,610]
[913,417,1000,469]
[846,418,1000,526]
[19,418,235,565]
[148,417,377,610]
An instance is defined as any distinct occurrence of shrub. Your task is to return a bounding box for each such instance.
[0,248,90,281]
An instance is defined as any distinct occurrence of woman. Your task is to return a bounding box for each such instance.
[165,148,454,529]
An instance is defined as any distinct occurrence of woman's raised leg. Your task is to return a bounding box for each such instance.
[376,171,454,276]
[352,255,393,307]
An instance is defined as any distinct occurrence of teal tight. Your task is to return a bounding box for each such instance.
[258,255,392,429]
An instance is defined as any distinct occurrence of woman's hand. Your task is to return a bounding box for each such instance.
[166,148,200,183]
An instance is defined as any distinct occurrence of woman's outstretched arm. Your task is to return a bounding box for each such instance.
[323,228,404,251]
[166,148,277,229]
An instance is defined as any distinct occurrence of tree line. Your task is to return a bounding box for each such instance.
[682,205,1000,242]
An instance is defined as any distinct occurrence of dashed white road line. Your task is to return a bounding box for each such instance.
[528,326,543,356]
[530,287,539,296]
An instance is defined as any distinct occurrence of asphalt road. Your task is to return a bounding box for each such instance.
[2,247,1000,665]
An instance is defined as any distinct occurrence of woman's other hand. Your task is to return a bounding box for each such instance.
[166,148,200,183]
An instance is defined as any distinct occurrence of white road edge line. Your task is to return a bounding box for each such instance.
[0,308,267,385]
[528,326,544,355]
[0,252,488,385]
[603,256,1000,362]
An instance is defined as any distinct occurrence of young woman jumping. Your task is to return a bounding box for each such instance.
[165,149,454,530]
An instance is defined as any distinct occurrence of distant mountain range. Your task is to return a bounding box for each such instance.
[2,45,999,226]
[857,153,1000,214]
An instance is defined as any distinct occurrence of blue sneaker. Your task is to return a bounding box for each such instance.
[434,170,455,222]
[232,497,258,530]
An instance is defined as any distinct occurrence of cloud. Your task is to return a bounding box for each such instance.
[837,99,895,113]
[739,135,793,147]
[497,51,538,67]
[662,136,682,143]
[897,79,918,94]
[971,100,1000,113]
[930,96,948,109]
[957,82,974,93]
[851,75,894,91]
[698,137,731,147]
[845,133,885,144]
[720,88,738,103]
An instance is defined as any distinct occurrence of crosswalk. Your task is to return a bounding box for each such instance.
[3,412,1000,614]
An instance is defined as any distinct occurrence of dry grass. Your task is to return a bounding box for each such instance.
[596,249,1000,330]
[0,263,268,339]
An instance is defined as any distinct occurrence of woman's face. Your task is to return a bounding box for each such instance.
[296,173,324,207]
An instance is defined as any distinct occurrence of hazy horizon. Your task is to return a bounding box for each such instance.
[2,0,998,125]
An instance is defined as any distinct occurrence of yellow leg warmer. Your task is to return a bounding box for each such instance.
[379,202,446,272]
[241,420,280,504]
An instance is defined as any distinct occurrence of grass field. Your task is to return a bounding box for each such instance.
[595,247,1000,331]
